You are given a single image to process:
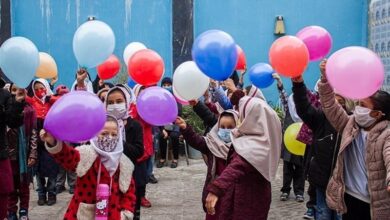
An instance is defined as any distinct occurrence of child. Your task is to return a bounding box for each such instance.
[175,110,239,220]
[40,115,136,219]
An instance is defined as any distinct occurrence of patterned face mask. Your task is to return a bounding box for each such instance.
[97,135,119,152]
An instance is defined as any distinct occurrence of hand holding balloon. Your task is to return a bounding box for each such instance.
[291,76,304,83]
[40,129,56,146]
[175,117,187,130]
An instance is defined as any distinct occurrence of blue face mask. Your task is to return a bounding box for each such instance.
[218,128,232,143]
[163,86,173,93]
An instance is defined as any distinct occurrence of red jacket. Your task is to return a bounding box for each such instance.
[130,104,153,162]
[47,142,136,220]
[25,95,59,119]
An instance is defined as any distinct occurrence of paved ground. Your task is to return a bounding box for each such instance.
[29,158,307,220]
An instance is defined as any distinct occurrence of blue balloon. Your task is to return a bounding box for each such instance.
[73,20,115,68]
[192,30,238,81]
[249,63,275,88]
[0,37,39,88]
[128,77,136,88]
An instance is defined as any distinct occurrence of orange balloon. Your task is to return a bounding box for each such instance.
[269,36,309,78]
[35,52,58,79]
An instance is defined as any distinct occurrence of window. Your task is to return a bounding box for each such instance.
[377,11,380,20]
[375,43,380,52]
[382,42,386,51]
[383,8,386,19]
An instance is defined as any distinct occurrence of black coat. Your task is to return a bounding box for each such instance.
[192,101,218,135]
[123,117,144,164]
[292,82,340,189]
[0,88,25,160]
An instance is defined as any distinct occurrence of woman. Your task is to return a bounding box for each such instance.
[41,115,136,219]
[318,60,390,219]
[175,110,239,220]
[205,93,282,220]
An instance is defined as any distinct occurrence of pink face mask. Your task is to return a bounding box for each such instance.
[35,88,47,99]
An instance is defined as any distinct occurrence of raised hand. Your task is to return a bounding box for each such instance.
[39,129,56,146]
[175,116,187,129]
[320,59,327,81]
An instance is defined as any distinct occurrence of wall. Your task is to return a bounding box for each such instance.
[11,0,172,87]
[194,0,368,103]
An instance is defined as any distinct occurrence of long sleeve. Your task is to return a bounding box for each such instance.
[5,96,25,129]
[121,178,136,213]
[46,142,80,172]
[124,119,144,163]
[180,125,209,155]
[383,133,390,186]
[318,80,350,132]
[28,128,38,159]
[193,102,218,128]
[211,87,233,110]
[277,84,289,115]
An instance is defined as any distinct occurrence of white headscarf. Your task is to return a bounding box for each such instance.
[248,85,266,102]
[32,78,54,103]
[231,96,282,182]
[71,78,94,93]
[287,94,302,123]
[104,86,131,120]
[91,115,123,177]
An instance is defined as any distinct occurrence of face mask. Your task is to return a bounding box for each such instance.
[97,135,119,152]
[107,103,127,119]
[164,86,173,93]
[354,106,377,128]
[218,128,232,143]
[35,88,47,99]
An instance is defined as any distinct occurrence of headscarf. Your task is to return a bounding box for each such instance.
[104,86,131,120]
[32,78,54,103]
[91,115,123,177]
[97,88,109,99]
[231,96,282,182]
[247,85,266,102]
[205,110,239,160]
[71,78,94,93]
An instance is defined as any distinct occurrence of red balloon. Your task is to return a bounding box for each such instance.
[235,45,246,70]
[97,55,121,80]
[128,49,164,86]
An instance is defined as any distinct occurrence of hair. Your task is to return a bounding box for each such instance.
[106,115,118,124]
[230,90,245,107]
[230,71,239,86]
[245,85,252,94]
[370,90,390,121]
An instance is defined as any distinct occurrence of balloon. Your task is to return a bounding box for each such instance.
[128,49,164,86]
[0,37,39,88]
[173,85,189,106]
[97,55,121,80]
[284,123,306,156]
[297,26,332,61]
[326,46,384,99]
[192,30,238,81]
[248,63,275,89]
[235,45,246,70]
[269,36,309,78]
[35,52,58,79]
[127,77,136,88]
[73,20,115,68]
[123,42,147,65]
[136,87,178,126]
[44,91,106,143]
[173,61,210,100]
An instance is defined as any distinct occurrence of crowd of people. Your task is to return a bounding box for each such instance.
[0,58,390,220]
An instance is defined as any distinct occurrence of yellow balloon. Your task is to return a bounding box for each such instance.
[35,52,58,79]
[284,122,306,156]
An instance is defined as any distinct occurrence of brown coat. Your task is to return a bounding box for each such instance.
[318,81,390,219]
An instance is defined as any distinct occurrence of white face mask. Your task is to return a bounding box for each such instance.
[107,103,127,119]
[354,106,377,128]
[218,128,232,143]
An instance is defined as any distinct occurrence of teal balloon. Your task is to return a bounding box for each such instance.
[73,20,115,68]
[0,37,39,88]
[248,63,275,88]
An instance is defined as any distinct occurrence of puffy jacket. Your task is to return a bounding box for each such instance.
[25,95,58,119]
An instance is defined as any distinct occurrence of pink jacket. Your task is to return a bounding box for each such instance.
[318,80,390,219]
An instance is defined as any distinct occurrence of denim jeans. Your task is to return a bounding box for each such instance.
[36,176,57,197]
[316,188,342,220]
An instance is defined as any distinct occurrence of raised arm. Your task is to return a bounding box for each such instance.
[176,117,209,155]
[192,101,218,128]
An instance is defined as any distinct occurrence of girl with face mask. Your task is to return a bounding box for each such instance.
[175,109,239,220]
[318,60,390,220]
[40,115,136,220]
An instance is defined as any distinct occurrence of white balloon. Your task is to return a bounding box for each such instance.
[173,61,210,100]
[123,42,147,65]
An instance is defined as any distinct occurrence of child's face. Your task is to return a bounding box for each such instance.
[107,90,125,105]
[10,85,19,96]
[219,116,236,129]
[98,121,118,139]
[34,82,45,91]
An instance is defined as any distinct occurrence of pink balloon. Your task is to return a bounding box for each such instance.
[326,46,384,99]
[297,26,332,61]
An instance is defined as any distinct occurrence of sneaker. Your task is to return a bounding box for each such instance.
[296,195,304,203]
[148,175,158,184]
[303,208,315,219]
[170,161,178,169]
[69,187,74,194]
[280,192,289,201]
[19,209,29,220]
[37,195,47,206]
[156,160,165,168]
[141,197,152,208]
[56,185,66,194]
[47,194,57,206]
[7,212,18,220]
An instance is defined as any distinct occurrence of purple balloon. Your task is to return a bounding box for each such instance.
[296,26,332,61]
[44,91,106,143]
[137,87,178,126]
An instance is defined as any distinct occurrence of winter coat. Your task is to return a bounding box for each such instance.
[25,95,57,119]
[0,89,25,160]
[193,101,218,135]
[292,82,340,189]
[319,81,390,219]
[180,125,227,218]
[123,117,144,164]
[207,148,271,220]
[46,142,136,220]
[130,104,153,163]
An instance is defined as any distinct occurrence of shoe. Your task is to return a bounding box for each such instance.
[56,185,66,194]
[37,195,47,206]
[170,161,178,169]
[141,197,152,208]
[149,175,158,184]
[156,160,165,168]
[303,208,315,219]
[47,194,57,206]
[280,192,289,201]
[296,195,304,203]
[7,212,18,220]
[69,188,74,194]
[19,209,29,220]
